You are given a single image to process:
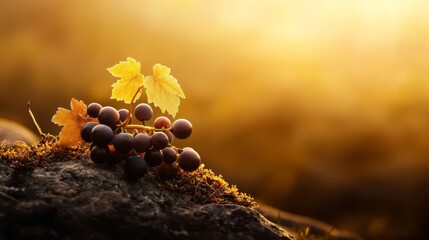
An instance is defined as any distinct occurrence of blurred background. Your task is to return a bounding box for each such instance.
[1,0,429,239]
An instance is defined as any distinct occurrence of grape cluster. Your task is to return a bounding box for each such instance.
[81,102,201,181]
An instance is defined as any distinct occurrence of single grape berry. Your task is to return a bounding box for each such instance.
[151,132,169,150]
[87,102,102,118]
[134,133,151,153]
[171,119,192,139]
[156,162,179,181]
[124,156,148,180]
[162,147,177,164]
[81,122,97,142]
[178,148,201,171]
[145,149,163,167]
[134,103,153,122]
[98,106,120,128]
[154,116,171,129]
[91,124,114,145]
[118,108,132,124]
[112,133,134,154]
[90,145,109,163]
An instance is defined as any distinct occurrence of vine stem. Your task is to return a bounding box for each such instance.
[27,101,44,136]
[125,124,154,131]
[117,85,144,129]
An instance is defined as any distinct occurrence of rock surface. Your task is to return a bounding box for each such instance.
[0,156,293,240]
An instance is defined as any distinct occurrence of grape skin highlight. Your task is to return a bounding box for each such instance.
[154,116,171,129]
[91,124,115,145]
[150,132,169,150]
[134,103,153,122]
[87,102,102,118]
[171,119,192,139]
[98,106,120,128]
[178,149,201,171]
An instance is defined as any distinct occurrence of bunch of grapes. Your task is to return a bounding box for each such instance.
[80,102,201,181]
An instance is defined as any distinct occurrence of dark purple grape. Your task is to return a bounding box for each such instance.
[156,162,179,181]
[134,103,153,122]
[151,132,169,150]
[134,133,151,153]
[171,119,192,139]
[145,149,163,167]
[162,147,177,164]
[90,145,108,163]
[81,122,97,142]
[112,133,134,154]
[124,156,148,180]
[154,116,171,129]
[118,108,132,124]
[98,106,120,128]
[87,102,102,118]
[91,124,114,145]
[178,148,201,171]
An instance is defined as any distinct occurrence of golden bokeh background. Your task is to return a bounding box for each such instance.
[1,1,429,239]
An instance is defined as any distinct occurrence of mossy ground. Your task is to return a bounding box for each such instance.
[1,140,352,240]
[0,139,256,208]
[163,166,256,208]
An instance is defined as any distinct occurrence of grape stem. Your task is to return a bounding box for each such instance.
[125,124,170,133]
[170,145,180,152]
[117,85,144,129]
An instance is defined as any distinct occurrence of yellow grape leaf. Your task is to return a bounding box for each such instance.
[144,64,185,117]
[51,98,97,146]
[108,57,144,104]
